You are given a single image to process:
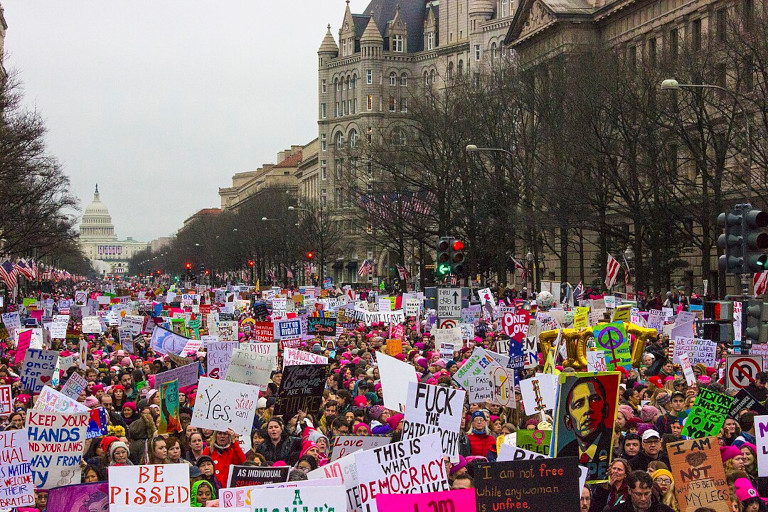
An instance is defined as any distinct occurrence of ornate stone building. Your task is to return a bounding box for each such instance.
[0,2,7,77]
[310,0,515,284]
[79,185,148,275]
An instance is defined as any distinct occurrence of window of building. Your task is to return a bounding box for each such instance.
[348,99,352,114]
[321,79,326,93]
[491,43,497,59]
[392,34,404,52]
[335,102,339,117]
[716,62,727,94]
[627,46,636,69]
[427,32,434,50]
[430,69,436,85]
[502,0,509,17]
[349,130,358,148]
[367,69,373,84]
[321,133,327,151]
[448,61,454,80]
[400,97,407,112]
[321,103,326,118]
[691,19,702,50]
[716,9,727,42]
[367,94,373,110]
[458,60,464,75]
[475,45,481,60]
[668,28,678,61]
[321,160,327,180]
[390,72,397,86]
[648,38,657,68]
[401,73,408,86]
[334,188,341,206]
[424,71,429,86]
[335,132,344,148]
[743,55,754,91]
[321,189,327,206]
[389,96,396,111]
[744,0,754,29]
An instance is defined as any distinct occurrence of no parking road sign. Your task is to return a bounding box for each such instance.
[727,355,763,390]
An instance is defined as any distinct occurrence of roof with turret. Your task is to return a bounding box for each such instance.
[360,0,426,52]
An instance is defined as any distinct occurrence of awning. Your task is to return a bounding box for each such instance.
[332,261,344,270]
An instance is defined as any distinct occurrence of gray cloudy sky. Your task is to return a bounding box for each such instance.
[3,0,369,242]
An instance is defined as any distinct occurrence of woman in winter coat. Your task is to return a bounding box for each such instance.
[202,429,246,489]
[256,418,301,466]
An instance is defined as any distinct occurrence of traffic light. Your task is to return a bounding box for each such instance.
[185,262,192,270]
[744,299,768,345]
[204,269,210,276]
[306,252,314,260]
[451,239,466,275]
[718,209,745,275]
[248,260,255,267]
[156,269,161,275]
[436,237,453,279]
[743,207,768,273]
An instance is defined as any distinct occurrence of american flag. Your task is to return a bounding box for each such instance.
[0,260,19,290]
[755,272,768,296]
[574,281,585,302]
[622,254,631,289]
[358,259,373,277]
[605,254,621,289]
[396,265,410,280]
[14,259,35,280]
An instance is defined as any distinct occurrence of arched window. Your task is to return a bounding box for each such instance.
[458,60,464,75]
[429,69,436,85]
[448,62,454,80]
[394,128,407,146]
[390,72,397,86]
[401,73,408,86]
[335,132,344,148]
[491,42,497,59]
[349,129,358,148]
[424,71,429,86]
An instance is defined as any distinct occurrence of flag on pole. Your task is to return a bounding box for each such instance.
[396,265,410,280]
[622,254,631,290]
[755,272,768,296]
[605,254,620,289]
[574,281,585,302]
[510,256,528,282]
[0,260,19,290]
[358,259,373,277]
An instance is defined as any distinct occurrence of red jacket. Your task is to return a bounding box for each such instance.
[467,432,496,457]
[204,442,246,488]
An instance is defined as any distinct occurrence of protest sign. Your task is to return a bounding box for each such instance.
[220,485,346,512]
[82,316,102,333]
[0,429,34,509]
[27,410,88,488]
[680,353,696,386]
[158,378,181,434]
[376,351,419,413]
[283,346,329,367]
[498,444,547,461]
[503,309,531,342]
[2,311,21,333]
[668,437,729,512]
[154,361,201,390]
[50,314,69,339]
[402,381,466,462]
[216,320,239,341]
[593,322,631,370]
[475,458,580,512]
[729,389,768,418]
[150,326,190,355]
[672,336,717,366]
[517,428,552,455]
[308,451,360,511]
[20,349,58,393]
[253,321,275,342]
[755,415,768,477]
[356,433,448,512]
[205,341,239,380]
[88,407,108,439]
[490,364,516,408]
[0,384,13,416]
[47,481,109,512]
[219,478,343,507]
[275,318,302,339]
[385,337,403,356]
[274,363,328,419]
[551,372,621,482]
[307,315,336,335]
[452,347,503,390]
[376,488,476,512]
[191,377,260,439]
[520,374,558,414]
[225,349,273,390]
[467,374,493,403]
[682,388,734,439]
[227,465,289,487]
[433,327,462,352]
[34,386,88,413]
[61,371,88,401]
[108,464,191,511]
[123,315,145,335]
[330,435,391,461]
[587,350,608,372]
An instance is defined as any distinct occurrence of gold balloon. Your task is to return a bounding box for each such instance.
[538,328,591,370]
[626,322,658,368]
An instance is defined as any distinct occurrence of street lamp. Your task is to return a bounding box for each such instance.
[624,246,634,294]
[466,144,514,158]
[660,78,752,196]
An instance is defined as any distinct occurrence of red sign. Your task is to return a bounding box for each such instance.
[503,309,531,341]
[253,322,275,343]
[199,304,211,315]
[0,384,11,416]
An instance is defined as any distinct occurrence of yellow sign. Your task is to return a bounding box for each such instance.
[612,305,631,323]
[574,307,589,329]
[386,338,403,356]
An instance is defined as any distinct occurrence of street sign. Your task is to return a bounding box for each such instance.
[438,318,458,329]
[437,288,462,319]
[727,355,763,390]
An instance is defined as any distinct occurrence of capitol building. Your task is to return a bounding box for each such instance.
[79,185,148,275]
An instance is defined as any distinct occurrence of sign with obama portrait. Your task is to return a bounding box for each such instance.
[551,372,621,483]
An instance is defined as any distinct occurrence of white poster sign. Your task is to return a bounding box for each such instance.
[225,349,273,390]
[376,351,418,413]
[108,463,191,511]
[191,377,260,439]
[402,381,466,462]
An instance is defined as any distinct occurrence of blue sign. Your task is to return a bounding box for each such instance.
[277,319,302,339]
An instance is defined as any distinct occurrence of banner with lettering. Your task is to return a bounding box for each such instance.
[20,349,59,393]
[27,410,88,489]
[0,429,34,509]
[190,377,260,439]
[681,388,733,439]
[401,381,466,462]
[668,437,730,512]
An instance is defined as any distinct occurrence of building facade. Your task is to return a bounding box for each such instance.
[79,185,148,275]
[311,0,515,284]
[0,2,7,77]
[219,147,304,210]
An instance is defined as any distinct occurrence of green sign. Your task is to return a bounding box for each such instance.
[682,388,733,439]
[516,429,551,455]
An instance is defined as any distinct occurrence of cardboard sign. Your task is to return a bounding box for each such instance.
[275,318,302,339]
[376,351,419,413]
[497,444,547,461]
[50,314,69,339]
[0,429,34,509]
[154,361,201,390]
[475,458,580,512]
[274,364,328,419]
[227,465,289,487]
[219,478,343,507]
[520,374,557,415]
[190,377,260,439]
[205,341,239,380]
[283,347,329,368]
[467,375,493,403]
[376,488,476,512]
[356,433,449,512]
[673,336,717,366]
[220,485,346,512]
[682,388,733,439]
[307,316,336,335]
[27,410,88,489]
[0,384,14,416]
[47,482,109,512]
[452,347,503,390]
[225,349,273,390]
[20,349,58,393]
[551,372,621,483]
[81,316,102,333]
[680,353,696,386]
[668,437,730,512]
[253,321,275,342]
[60,371,88,401]
[158,378,181,434]
[330,435,391,462]
[593,323,631,370]
[108,464,191,511]
[402,381,466,462]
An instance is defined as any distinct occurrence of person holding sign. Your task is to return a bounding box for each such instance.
[202,429,246,488]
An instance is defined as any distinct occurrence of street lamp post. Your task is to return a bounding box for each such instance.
[624,246,634,296]
[660,79,753,197]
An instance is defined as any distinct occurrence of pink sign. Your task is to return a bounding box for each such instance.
[15,330,32,364]
[375,488,476,511]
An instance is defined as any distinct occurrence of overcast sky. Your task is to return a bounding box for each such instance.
[2,0,369,242]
